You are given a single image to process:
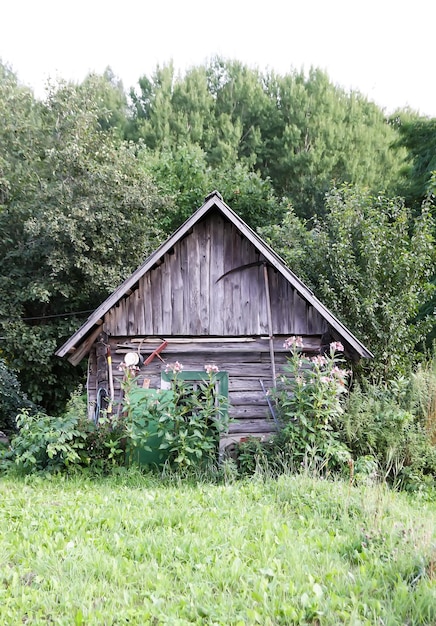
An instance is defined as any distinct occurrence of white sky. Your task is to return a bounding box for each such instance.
[1,0,435,117]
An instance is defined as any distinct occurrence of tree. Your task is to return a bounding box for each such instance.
[128,59,407,220]
[0,77,167,411]
[142,142,286,232]
[0,61,42,208]
[261,186,435,379]
[82,67,130,139]
[390,113,436,209]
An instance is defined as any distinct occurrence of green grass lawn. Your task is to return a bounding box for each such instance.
[0,472,435,625]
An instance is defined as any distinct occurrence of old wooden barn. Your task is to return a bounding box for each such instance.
[56,191,372,449]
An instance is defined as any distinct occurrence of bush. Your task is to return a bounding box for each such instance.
[3,363,231,476]
[9,408,87,472]
[338,379,436,489]
[3,387,126,474]
[271,337,351,471]
[0,358,35,434]
[122,362,229,471]
[234,345,436,493]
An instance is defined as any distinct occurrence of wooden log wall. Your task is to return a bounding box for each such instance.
[103,211,328,338]
[86,335,323,441]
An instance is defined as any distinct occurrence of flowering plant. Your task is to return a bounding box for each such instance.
[122,362,229,470]
[273,337,351,467]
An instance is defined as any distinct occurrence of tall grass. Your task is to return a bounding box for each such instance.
[0,472,434,625]
[411,355,436,445]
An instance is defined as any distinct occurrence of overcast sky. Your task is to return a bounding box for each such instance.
[2,0,435,117]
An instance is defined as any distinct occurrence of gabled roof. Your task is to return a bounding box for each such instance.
[56,190,373,360]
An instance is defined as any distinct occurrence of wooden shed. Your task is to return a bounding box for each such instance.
[56,191,372,448]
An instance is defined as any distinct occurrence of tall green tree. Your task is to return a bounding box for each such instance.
[390,113,436,209]
[0,76,167,411]
[128,59,406,219]
[82,67,130,139]
[142,142,286,232]
[262,186,435,379]
[0,62,42,208]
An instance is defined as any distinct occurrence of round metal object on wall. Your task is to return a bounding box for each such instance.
[124,352,140,366]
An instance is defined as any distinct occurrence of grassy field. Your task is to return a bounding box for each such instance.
[0,471,435,625]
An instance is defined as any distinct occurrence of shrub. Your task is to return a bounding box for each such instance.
[0,358,35,434]
[10,408,87,472]
[271,337,351,471]
[122,362,229,471]
[338,380,436,489]
[3,387,126,474]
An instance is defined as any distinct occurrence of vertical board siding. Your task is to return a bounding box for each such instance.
[198,219,211,334]
[102,210,328,337]
[209,213,225,335]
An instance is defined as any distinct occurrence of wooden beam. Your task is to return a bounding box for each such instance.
[263,264,277,385]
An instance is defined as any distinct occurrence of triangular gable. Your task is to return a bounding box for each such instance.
[56,191,373,360]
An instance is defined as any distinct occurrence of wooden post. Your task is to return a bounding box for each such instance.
[263,264,277,386]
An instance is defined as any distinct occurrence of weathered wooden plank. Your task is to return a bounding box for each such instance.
[229,390,268,406]
[254,262,266,335]
[116,335,322,353]
[151,265,163,336]
[198,218,211,334]
[126,294,136,337]
[241,235,254,335]
[141,273,153,335]
[229,418,276,432]
[111,302,121,336]
[186,223,202,334]
[168,244,183,335]
[161,255,173,334]
[293,290,309,335]
[68,325,104,366]
[131,289,141,336]
[209,211,225,335]
[228,377,274,392]
[270,266,288,333]
[180,237,190,335]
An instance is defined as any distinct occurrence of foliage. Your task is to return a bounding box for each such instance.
[9,408,87,472]
[0,69,168,412]
[410,353,436,444]
[129,59,406,219]
[122,362,229,470]
[234,352,436,493]
[0,357,35,434]
[0,474,435,624]
[82,67,130,139]
[390,112,436,209]
[271,337,351,470]
[142,142,286,232]
[2,388,125,474]
[233,339,352,477]
[2,360,230,475]
[338,379,436,490]
[262,186,436,380]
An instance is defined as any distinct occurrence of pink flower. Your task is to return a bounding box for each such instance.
[330,341,344,353]
[204,364,219,374]
[320,376,332,385]
[118,362,139,375]
[165,361,184,374]
[284,336,304,350]
[331,366,348,380]
[311,355,328,367]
